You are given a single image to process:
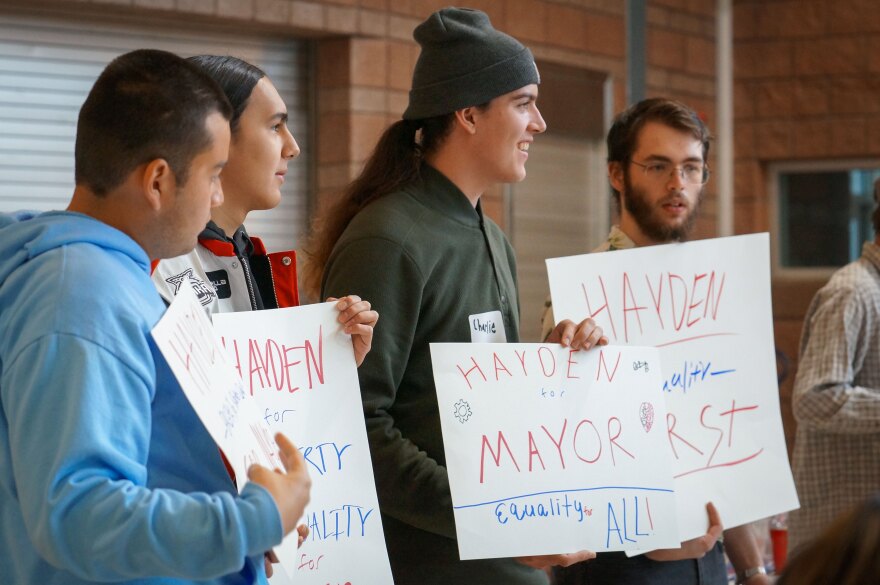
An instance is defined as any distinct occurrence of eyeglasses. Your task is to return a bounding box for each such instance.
[630,159,710,185]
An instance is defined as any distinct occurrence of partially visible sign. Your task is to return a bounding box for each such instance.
[151,283,293,578]
[213,303,393,585]
[547,233,799,539]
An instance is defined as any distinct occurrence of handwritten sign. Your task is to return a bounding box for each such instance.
[151,283,293,577]
[212,303,393,585]
[547,233,799,540]
[430,343,679,559]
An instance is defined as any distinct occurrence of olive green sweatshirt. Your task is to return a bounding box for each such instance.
[322,164,544,585]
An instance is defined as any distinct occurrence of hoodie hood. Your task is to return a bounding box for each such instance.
[0,210,149,287]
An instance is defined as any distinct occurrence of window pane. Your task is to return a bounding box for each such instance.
[778,168,880,268]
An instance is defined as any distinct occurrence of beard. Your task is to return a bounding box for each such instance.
[622,171,702,243]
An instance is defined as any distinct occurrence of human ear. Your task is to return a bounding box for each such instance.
[140,158,174,212]
[608,161,625,193]
[454,107,478,135]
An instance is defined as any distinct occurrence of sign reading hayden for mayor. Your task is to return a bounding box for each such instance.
[431,343,679,560]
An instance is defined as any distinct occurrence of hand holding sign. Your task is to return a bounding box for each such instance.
[248,433,312,535]
[644,502,722,561]
[547,317,609,349]
[327,295,379,366]
[152,283,299,579]
[516,550,598,570]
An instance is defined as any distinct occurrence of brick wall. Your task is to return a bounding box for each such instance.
[733,0,880,236]
[644,0,717,240]
[13,0,713,229]
[308,0,639,219]
[735,0,880,454]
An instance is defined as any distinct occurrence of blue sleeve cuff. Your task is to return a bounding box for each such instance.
[238,482,285,556]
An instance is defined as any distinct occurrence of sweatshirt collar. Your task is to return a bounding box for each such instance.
[408,163,484,228]
[42,211,151,272]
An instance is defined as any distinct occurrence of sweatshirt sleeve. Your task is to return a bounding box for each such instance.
[792,286,880,433]
[2,333,283,581]
[322,236,457,539]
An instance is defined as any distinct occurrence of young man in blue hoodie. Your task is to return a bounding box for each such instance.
[0,49,310,585]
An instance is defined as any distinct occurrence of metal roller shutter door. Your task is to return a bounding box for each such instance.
[510,134,609,342]
[0,11,312,252]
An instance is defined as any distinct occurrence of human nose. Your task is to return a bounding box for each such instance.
[530,104,547,134]
[212,179,224,208]
[667,166,687,189]
[283,126,300,160]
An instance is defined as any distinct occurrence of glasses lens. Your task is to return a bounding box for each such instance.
[633,161,709,184]
[683,166,703,184]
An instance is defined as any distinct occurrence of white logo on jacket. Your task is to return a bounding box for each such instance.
[166,268,217,307]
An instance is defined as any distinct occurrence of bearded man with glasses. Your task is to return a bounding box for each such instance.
[540,98,769,585]
[606,98,710,248]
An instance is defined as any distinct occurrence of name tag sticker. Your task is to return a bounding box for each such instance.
[469,310,507,343]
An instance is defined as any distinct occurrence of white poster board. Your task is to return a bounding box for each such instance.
[547,233,799,540]
[430,343,680,559]
[213,303,393,585]
[151,284,294,578]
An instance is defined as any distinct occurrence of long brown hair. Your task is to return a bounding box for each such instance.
[302,113,455,298]
[778,494,880,585]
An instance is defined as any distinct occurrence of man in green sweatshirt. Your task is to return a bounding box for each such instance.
[311,7,605,584]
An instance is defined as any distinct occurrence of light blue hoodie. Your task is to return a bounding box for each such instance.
[0,211,282,584]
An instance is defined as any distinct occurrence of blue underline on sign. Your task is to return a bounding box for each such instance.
[453,486,675,510]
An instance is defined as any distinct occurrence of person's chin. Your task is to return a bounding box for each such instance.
[255,192,282,211]
[508,167,527,183]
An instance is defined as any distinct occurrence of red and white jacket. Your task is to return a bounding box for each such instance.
[152,234,299,314]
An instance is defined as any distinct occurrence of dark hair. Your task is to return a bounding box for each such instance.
[188,55,266,134]
[872,178,880,235]
[75,49,232,196]
[606,97,712,205]
[303,112,459,298]
[778,494,880,585]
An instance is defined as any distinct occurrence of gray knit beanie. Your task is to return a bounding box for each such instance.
[403,7,540,120]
